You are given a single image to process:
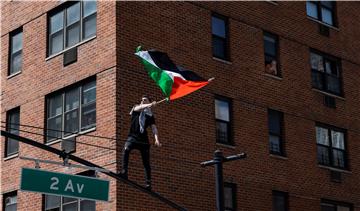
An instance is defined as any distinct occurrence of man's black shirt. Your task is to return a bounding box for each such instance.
[128,110,155,143]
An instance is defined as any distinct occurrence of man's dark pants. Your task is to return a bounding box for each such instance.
[121,138,151,185]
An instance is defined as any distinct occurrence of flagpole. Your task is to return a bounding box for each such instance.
[155,98,169,105]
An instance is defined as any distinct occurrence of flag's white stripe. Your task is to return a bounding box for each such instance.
[135,51,160,69]
[135,51,186,81]
[164,71,186,81]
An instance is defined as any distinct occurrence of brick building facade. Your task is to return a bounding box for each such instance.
[1,1,360,211]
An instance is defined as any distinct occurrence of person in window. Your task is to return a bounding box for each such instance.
[119,95,161,190]
[265,60,278,75]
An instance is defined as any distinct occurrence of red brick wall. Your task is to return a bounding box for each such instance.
[2,1,360,211]
[1,1,118,211]
[115,2,360,211]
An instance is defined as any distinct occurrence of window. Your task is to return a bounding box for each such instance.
[306,1,336,26]
[224,183,237,211]
[268,109,284,156]
[215,98,231,144]
[272,191,288,211]
[316,125,347,169]
[48,1,97,55]
[310,51,342,96]
[44,171,96,211]
[264,32,280,76]
[3,191,17,211]
[212,14,229,60]
[44,195,95,211]
[46,79,96,142]
[8,28,23,76]
[321,199,352,211]
[5,108,20,157]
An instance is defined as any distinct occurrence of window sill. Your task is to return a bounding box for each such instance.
[318,165,351,174]
[265,0,278,5]
[45,36,96,61]
[7,71,22,79]
[307,17,340,31]
[269,154,288,160]
[45,127,96,146]
[312,88,345,100]
[4,153,19,161]
[216,142,236,149]
[264,73,282,80]
[212,57,232,65]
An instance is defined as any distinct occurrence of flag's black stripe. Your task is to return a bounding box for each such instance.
[148,51,206,81]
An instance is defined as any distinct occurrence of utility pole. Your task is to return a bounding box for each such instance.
[201,150,246,211]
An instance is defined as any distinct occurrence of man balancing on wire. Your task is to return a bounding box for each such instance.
[119,95,161,190]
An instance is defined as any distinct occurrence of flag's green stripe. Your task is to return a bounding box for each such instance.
[140,58,173,97]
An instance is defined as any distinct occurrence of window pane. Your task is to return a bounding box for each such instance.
[64,110,79,136]
[7,110,20,155]
[264,35,276,56]
[317,145,330,165]
[326,75,340,94]
[311,70,324,90]
[332,149,345,168]
[212,16,226,38]
[269,135,281,154]
[10,51,22,74]
[67,3,80,26]
[50,11,64,34]
[63,202,77,211]
[321,8,333,25]
[331,131,344,149]
[212,37,226,59]
[47,116,62,140]
[80,200,96,211]
[81,102,96,130]
[83,15,97,39]
[215,99,229,121]
[306,2,318,19]
[63,197,77,203]
[66,23,80,47]
[11,32,23,53]
[310,53,324,71]
[4,194,17,211]
[224,186,234,209]
[45,195,61,209]
[83,1,97,18]
[82,81,96,104]
[316,127,329,145]
[321,204,336,211]
[338,206,351,211]
[272,192,287,211]
[216,121,228,143]
[50,31,64,54]
[65,88,79,112]
[268,110,282,134]
[48,95,63,117]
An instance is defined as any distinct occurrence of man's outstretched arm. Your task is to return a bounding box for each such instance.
[129,101,157,114]
[151,124,161,147]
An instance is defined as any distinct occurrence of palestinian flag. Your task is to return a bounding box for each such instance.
[135,46,213,100]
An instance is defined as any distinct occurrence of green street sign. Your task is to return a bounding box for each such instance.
[20,168,109,202]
